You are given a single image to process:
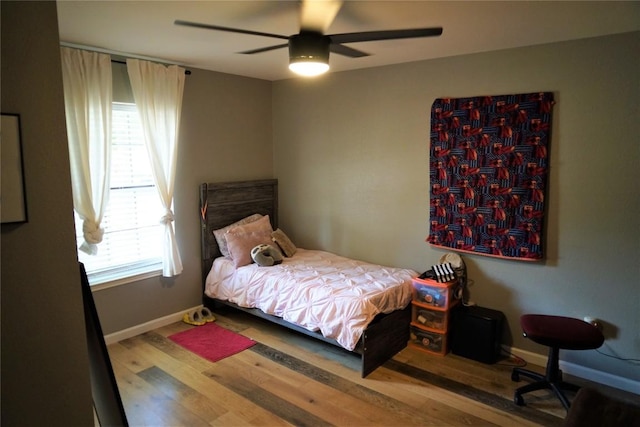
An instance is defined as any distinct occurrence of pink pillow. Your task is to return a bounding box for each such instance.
[225,215,274,267]
[226,231,273,268]
[212,213,263,257]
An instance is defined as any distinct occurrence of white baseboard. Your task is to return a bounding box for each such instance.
[103,305,202,345]
[505,345,639,395]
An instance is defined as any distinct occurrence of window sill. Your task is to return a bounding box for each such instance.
[89,263,162,292]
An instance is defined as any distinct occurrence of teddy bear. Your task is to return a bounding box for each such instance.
[250,244,283,267]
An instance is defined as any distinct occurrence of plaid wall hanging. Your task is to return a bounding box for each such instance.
[427,92,555,261]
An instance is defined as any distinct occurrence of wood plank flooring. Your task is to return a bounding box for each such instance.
[107,309,633,426]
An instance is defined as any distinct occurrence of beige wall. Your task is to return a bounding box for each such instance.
[1,1,93,425]
[273,32,640,383]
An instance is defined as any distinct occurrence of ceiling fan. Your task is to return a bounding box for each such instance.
[175,0,443,77]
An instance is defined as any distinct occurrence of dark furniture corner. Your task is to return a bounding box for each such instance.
[564,387,640,427]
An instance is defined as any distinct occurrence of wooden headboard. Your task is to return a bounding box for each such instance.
[199,179,278,283]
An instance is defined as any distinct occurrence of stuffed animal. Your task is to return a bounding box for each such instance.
[251,244,283,267]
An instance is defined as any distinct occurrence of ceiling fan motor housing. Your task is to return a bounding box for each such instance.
[289,33,330,63]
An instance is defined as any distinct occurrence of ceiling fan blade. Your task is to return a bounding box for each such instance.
[300,0,343,33]
[239,43,290,55]
[174,19,289,41]
[329,27,443,44]
[330,43,369,58]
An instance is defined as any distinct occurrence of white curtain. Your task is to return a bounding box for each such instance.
[61,47,112,255]
[126,59,185,277]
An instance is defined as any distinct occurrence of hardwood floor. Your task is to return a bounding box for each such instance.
[108,309,633,426]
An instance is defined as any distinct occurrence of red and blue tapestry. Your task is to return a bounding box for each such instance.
[427,92,555,261]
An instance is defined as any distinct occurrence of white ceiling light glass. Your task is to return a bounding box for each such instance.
[289,60,329,77]
[288,33,330,77]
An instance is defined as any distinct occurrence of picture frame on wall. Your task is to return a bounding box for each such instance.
[1,113,28,224]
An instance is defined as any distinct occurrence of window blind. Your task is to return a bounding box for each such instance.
[76,102,163,284]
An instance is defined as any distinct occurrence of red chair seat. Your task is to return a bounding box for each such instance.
[520,314,604,350]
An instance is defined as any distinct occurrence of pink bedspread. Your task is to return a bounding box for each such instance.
[205,249,417,351]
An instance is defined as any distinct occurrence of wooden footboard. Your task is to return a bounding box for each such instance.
[361,304,411,377]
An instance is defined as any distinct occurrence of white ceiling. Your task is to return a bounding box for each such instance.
[56,1,640,81]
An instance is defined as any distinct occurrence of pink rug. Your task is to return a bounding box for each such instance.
[168,322,256,363]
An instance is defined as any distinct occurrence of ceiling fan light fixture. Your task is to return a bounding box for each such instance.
[288,33,330,77]
[289,60,329,77]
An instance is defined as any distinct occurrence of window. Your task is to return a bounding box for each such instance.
[76,102,163,285]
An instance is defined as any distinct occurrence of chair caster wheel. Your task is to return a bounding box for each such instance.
[511,371,520,382]
[514,393,525,406]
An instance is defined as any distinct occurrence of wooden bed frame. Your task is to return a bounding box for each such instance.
[199,179,410,377]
